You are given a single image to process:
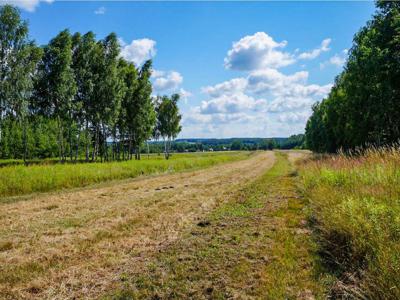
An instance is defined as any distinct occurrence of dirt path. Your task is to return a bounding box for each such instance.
[0,151,275,299]
[104,151,325,300]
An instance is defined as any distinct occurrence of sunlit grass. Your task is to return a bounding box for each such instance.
[106,152,326,299]
[298,147,400,299]
[0,151,250,199]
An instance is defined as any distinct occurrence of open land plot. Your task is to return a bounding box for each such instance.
[0,151,277,299]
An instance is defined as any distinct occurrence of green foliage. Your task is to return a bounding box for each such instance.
[0,5,174,162]
[156,94,182,159]
[305,2,400,152]
[0,5,42,161]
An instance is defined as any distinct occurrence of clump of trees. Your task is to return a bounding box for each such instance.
[305,1,400,153]
[0,5,181,162]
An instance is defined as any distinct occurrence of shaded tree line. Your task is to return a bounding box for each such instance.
[305,1,400,152]
[0,5,181,162]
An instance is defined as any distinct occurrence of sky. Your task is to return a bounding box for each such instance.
[8,0,376,138]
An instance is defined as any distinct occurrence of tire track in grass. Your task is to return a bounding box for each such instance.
[0,152,274,299]
[107,151,326,300]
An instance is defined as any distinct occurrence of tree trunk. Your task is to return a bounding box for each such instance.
[22,118,28,164]
[128,134,132,160]
[92,126,98,162]
[85,121,89,162]
[75,128,81,162]
[57,115,64,163]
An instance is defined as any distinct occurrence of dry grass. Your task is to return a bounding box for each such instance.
[298,146,400,299]
[0,151,275,299]
[106,152,326,299]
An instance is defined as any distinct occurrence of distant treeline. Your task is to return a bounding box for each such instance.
[0,5,181,162]
[305,1,400,153]
[146,135,306,153]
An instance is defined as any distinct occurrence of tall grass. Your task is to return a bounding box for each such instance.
[298,147,400,299]
[0,152,250,199]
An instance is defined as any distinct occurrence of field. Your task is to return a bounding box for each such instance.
[1,149,399,299]
[298,148,400,299]
[0,152,249,199]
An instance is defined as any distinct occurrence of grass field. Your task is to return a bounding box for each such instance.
[0,151,250,199]
[0,151,274,299]
[2,148,398,299]
[107,151,326,299]
[298,147,400,299]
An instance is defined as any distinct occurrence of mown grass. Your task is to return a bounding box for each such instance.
[106,152,326,299]
[0,151,250,199]
[298,147,400,299]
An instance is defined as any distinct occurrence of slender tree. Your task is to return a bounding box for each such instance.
[0,5,42,161]
[93,33,125,161]
[72,31,98,161]
[130,60,155,160]
[34,29,77,161]
[158,94,182,159]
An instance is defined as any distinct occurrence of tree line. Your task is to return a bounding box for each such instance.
[0,5,181,162]
[305,1,400,153]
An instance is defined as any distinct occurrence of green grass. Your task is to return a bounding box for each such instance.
[0,151,250,199]
[105,152,326,299]
[298,147,400,299]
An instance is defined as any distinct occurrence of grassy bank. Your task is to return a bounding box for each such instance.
[0,152,250,199]
[298,148,400,299]
[107,152,325,299]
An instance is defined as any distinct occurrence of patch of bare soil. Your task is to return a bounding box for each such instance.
[0,152,275,299]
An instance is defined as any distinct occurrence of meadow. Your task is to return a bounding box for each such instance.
[0,151,250,199]
[298,147,400,299]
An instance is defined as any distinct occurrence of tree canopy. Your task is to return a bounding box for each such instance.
[305,1,400,152]
[0,5,182,161]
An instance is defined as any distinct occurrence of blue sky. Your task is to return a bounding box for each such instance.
[13,0,375,138]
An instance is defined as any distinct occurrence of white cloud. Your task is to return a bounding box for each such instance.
[247,68,308,95]
[224,32,295,71]
[247,68,331,99]
[94,6,106,15]
[2,0,53,12]
[200,93,255,114]
[267,97,314,113]
[298,38,331,60]
[201,78,247,97]
[183,32,337,138]
[152,70,183,92]
[277,111,311,124]
[320,49,348,69]
[120,38,156,66]
[178,88,192,103]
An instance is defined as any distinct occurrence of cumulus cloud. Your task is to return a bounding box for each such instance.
[298,38,331,60]
[320,49,348,69]
[120,38,156,66]
[224,32,295,71]
[201,78,247,97]
[184,32,336,137]
[247,68,331,99]
[266,97,313,113]
[94,6,106,15]
[178,88,192,103]
[152,70,183,92]
[278,111,311,124]
[2,0,53,12]
[247,69,308,95]
[200,93,259,114]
